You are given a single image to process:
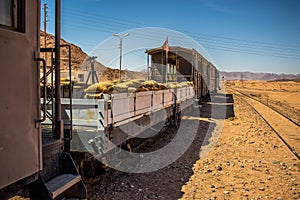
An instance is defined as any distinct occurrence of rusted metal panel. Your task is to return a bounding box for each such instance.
[152,90,164,111]
[163,89,173,107]
[61,99,105,131]
[135,91,152,115]
[112,93,135,123]
[0,0,41,189]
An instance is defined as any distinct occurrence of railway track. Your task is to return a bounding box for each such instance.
[232,88,300,126]
[229,88,300,160]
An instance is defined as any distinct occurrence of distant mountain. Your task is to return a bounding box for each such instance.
[220,71,300,81]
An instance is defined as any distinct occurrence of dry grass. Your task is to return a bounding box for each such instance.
[84,80,194,99]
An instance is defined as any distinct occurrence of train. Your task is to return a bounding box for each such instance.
[0,0,219,199]
[67,46,220,179]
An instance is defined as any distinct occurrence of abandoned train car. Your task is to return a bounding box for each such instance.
[146,46,219,103]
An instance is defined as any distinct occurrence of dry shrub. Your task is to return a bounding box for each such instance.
[128,87,137,93]
[179,81,193,87]
[84,80,193,99]
[112,83,128,93]
[61,77,77,83]
[126,79,144,88]
[157,83,167,90]
[164,81,193,89]
[165,82,181,89]
[60,77,77,86]
[84,93,103,99]
[84,81,114,93]
[142,80,159,88]
[141,80,167,90]
[135,87,149,92]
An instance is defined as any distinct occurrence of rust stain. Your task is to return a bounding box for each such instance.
[86,109,95,120]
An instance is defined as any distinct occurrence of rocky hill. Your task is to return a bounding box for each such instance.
[220,71,300,81]
[40,31,146,81]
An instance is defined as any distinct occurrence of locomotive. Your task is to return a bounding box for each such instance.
[0,0,219,199]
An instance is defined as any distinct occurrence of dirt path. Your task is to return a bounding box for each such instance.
[181,92,300,200]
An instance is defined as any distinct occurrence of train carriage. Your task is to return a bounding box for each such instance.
[146,46,219,103]
[0,0,86,199]
[0,0,40,192]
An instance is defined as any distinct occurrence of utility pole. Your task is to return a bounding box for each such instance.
[241,73,244,87]
[43,3,48,63]
[112,33,130,80]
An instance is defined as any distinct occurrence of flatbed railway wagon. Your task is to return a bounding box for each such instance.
[64,46,220,179]
[59,82,195,179]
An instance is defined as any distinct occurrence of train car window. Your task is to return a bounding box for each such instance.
[0,0,25,32]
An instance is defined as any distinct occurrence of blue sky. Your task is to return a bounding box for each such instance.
[42,0,300,74]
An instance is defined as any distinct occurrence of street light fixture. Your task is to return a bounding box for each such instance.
[112,33,130,80]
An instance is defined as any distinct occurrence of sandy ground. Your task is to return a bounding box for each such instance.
[227,80,300,109]
[226,80,300,126]
[181,89,300,199]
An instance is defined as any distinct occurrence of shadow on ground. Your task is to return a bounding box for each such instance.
[201,93,235,119]
[87,92,235,200]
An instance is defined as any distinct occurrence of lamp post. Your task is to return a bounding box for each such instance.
[112,33,129,80]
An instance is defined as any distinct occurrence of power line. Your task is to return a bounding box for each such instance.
[182,30,300,51]
[59,7,300,51]
[64,21,300,60]
[45,7,300,60]
[63,22,300,60]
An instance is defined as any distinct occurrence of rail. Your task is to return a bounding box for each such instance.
[229,89,300,160]
[232,88,299,127]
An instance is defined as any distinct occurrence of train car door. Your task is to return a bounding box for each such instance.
[0,0,41,189]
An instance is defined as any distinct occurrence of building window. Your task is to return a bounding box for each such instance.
[0,0,25,32]
[78,74,84,82]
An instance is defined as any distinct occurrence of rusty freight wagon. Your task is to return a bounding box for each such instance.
[146,46,219,103]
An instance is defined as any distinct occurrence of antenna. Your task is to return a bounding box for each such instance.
[43,3,49,63]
